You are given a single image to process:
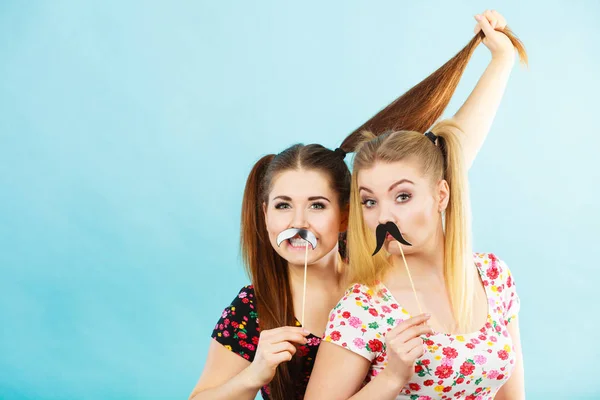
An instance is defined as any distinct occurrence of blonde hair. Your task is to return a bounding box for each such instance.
[346,120,474,332]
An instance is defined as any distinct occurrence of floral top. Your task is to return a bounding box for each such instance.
[211,285,322,399]
[323,253,520,400]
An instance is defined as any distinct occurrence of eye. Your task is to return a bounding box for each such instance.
[361,199,376,209]
[274,202,291,210]
[310,202,326,210]
[395,193,412,203]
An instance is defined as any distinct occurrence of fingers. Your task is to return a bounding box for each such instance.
[389,337,425,362]
[491,10,507,29]
[392,337,423,354]
[395,324,434,344]
[267,349,294,366]
[475,9,507,35]
[387,313,431,339]
[474,13,495,37]
[483,9,498,29]
[269,341,298,356]
[406,341,427,360]
[260,327,309,345]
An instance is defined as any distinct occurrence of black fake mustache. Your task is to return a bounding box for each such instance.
[276,228,318,250]
[372,221,412,256]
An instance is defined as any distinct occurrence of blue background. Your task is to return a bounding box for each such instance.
[1,1,598,399]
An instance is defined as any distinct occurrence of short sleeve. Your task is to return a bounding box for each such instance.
[498,257,520,324]
[211,285,260,361]
[323,283,385,362]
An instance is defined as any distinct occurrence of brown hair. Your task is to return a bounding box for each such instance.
[240,144,350,400]
[339,28,527,153]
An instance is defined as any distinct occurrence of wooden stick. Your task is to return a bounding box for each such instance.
[301,241,309,327]
[396,241,423,314]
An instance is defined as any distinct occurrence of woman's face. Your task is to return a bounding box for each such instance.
[264,168,346,265]
[357,157,448,255]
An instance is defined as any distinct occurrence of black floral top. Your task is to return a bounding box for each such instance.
[211,285,321,399]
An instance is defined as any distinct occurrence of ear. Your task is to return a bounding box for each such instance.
[339,204,349,232]
[437,179,450,212]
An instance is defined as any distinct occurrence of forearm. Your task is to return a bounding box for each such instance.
[347,370,406,400]
[189,367,261,400]
[452,55,515,167]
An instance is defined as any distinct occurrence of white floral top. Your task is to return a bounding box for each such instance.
[323,253,520,400]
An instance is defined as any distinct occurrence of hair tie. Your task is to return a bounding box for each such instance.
[334,147,347,159]
[424,131,438,144]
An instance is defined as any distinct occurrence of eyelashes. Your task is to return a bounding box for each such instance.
[273,202,326,210]
[396,193,411,202]
[361,193,412,208]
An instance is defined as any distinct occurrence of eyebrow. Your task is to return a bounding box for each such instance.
[272,195,331,203]
[359,179,414,194]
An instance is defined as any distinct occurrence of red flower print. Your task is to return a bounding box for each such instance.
[479,335,486,341]
[435,365,453,379]
[369,308,379,317]
[507,275,513,287]
[415,365,423,373]
[498,350,509,360]
[232,322,239,329]
[409,383,421,391]
[243,354,250,360]
[460,361,475,376]
[239,340,247,347]
[368,339,383,353]
[425,339,435,346]
[242,298,249,304]
[391,304,399,309]
[466,396,476,400]
[238,332,247,340]
[466,343,475,349]
[252,336,259,345]
[486,266,499,280]
[298,345,309,356]
[342,311,351,319]
[422,359,431,366]
[330,331,342,341]
[456,377,464,384]
[443,386,452,393]
[442,347,458,359]
[424,380,434,386]
[497,374,505,380]
[376,355,385,363]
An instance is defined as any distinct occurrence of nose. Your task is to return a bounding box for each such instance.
[377,204,394,226]
[291,207,308,229]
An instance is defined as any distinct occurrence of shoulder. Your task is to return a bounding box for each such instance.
[216,285,259,327]
[334,283,378,310]
[474,252,517,303]
[211,285,260,360]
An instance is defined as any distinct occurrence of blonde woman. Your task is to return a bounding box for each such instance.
[305,12,525,400]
